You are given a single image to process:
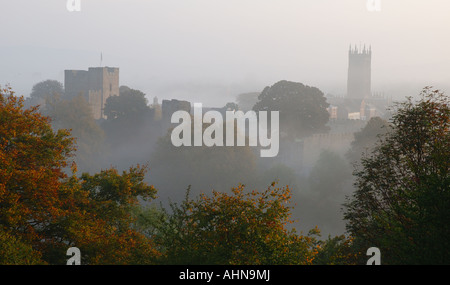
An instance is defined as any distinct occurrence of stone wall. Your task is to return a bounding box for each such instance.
[64,67,119,120]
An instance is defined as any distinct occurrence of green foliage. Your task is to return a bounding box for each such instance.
[153,184,320,265]
[313,235,360,265]
[1,87,159,265]
[63,165,159,265]
[344,87,450,264]
[104,86,150,121]
[253,80,330,140]
[0,228,44,265]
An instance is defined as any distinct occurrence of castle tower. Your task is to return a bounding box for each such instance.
[347,44,371,99]
[64,67,119,120]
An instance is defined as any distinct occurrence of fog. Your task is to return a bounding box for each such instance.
[2,0,450,104]
[1,0,449,238]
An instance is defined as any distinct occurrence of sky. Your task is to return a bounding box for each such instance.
[1,0,449,106]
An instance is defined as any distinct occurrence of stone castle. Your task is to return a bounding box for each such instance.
[64,67,119,120]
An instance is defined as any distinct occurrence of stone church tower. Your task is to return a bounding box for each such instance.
[347,45,371,99]
[64,67,119,120]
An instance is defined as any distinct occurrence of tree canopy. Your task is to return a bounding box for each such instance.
[30,79,64,100]
[344,87,449,264]
[104,85,150,121]
[0,86,158,264]
[148,184,320,265]
[253,80,330,140]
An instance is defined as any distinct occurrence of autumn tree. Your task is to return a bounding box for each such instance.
[151,184,320,265]
[344,87,449,264]
[0,228,43,265]
[0,86,160,264]
[0,86,75,262]
[54,165,160,265]
[313,235,359,265]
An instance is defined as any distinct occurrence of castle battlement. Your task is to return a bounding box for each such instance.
[347,44,372,99]
[65,66,119,120]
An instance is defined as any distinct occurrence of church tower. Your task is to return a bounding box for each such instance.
[347,44,372,99]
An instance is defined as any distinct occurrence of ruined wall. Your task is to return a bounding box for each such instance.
[161,99,191,135]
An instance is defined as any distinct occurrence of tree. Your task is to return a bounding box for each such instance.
[101,86,155,153]
[60,165,160,265]
[153,184,320,265]
[253,80,330,140]
[0,86,75,262]
[103,85,150,121]
[44,95,105,173]
[344,87,449,264]
[1,86,160,264]
[29,79,64,100]
[346,116,391,166]
[0,228,44,265]
[313,235,359,265]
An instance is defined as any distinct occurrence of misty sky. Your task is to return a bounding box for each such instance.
[1,0,449,106]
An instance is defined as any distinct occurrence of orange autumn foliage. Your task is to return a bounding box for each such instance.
[1,87,159,264]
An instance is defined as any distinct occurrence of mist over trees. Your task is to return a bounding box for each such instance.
[44,94,106,173]
[150,126,258,201]
[1,81,448,264]
[346,116,392,166]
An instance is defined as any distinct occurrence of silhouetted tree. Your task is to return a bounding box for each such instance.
[346,116,391,166]
[30,79,64,100]
[253,80,330,140]
[104,86,150,121]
